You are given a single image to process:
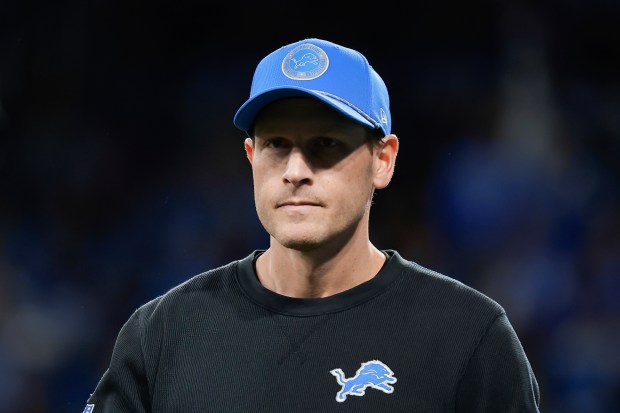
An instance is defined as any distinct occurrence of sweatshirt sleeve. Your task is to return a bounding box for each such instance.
[456,312,541,412]
[84,307,151,413]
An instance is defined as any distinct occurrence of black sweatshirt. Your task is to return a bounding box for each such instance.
[85,250,541,412]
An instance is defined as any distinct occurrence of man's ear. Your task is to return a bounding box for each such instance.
[244,137,254,163]
[373,134,399,190]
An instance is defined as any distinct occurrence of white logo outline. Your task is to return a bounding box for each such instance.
[330,359,397,402]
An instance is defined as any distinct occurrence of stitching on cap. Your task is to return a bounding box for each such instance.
[313,90,382,129]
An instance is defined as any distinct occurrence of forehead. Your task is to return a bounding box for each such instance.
[253,97,368,137]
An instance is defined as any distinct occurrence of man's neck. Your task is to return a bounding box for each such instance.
[255,241,386,299]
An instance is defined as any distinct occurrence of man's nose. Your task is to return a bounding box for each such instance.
[282,148,312,186]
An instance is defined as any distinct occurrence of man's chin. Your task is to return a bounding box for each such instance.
[279,239,321,252]
[274,232,323,252]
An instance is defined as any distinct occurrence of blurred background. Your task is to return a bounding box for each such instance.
[1,0,619,412]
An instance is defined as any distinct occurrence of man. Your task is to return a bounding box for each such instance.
[84,38,541,412]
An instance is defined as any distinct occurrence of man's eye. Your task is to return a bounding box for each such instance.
[266,139,287,149]
[316,137,339,148]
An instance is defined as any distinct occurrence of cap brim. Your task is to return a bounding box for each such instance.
[233,87,376,133]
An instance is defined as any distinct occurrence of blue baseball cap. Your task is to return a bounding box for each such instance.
[233,38,391,136]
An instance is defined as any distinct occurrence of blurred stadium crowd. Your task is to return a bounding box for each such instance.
[1,1,619,412]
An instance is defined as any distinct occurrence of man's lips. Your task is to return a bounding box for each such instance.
[277,200,322,208]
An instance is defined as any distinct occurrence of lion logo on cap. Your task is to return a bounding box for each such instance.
[282,43,329,80]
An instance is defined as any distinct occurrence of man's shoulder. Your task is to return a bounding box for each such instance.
[391,250,505,317]
[134,252,256,322]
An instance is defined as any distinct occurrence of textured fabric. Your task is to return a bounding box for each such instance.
[86,250,540,412]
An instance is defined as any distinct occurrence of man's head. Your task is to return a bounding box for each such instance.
[233,38,391,137]
[234,39,398,252]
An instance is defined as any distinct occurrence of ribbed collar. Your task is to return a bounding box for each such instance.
[235,249,405,316]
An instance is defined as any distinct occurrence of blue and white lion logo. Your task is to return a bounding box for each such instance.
[291,53,319,69]
[281,43,329,80]
[330,360,397,402]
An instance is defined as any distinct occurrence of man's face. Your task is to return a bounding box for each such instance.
[245,97,379,252]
